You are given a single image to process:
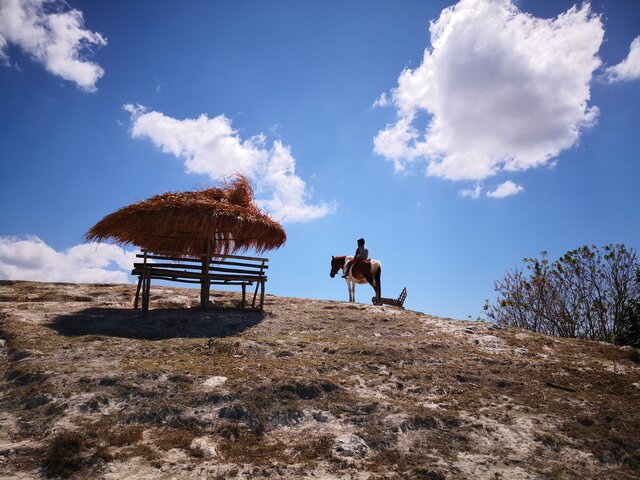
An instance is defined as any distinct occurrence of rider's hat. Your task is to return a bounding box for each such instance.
[357,238,365,245]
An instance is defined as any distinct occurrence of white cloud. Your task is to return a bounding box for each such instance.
[0,33,8,65]
[0,0,106,91]
[605,36,640,83]
[124,104,336,223]
[486,180,523,198]
[124,104,267,180]
[372,116,428,172]
[373,92,390,108]
[0,236,135,283]
[459,184,482,199]
[255,141,336,222]
[374,0,603,184]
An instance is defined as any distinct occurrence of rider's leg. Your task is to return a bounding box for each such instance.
[343,259,361,278]
[342,261,353,278]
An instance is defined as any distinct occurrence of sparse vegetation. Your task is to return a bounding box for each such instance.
[43,431,90,478]
[155,428,196,451]
[1,280,639,478]
[106,425,145,446]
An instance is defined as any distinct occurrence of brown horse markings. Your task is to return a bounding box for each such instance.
[330,255,382,304]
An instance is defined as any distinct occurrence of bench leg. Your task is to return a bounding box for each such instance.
[142,273,151,314]
[241,284,246,309]
[134,276,143,309]
[259,280,265,311]
[200,276,211,309]
[200,281,207,309]
[251,281,260,309]
[141,274,147,312]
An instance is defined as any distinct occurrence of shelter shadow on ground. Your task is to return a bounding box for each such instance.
[47,307,264,340]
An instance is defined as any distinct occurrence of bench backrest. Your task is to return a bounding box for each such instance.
[134,251,268,282]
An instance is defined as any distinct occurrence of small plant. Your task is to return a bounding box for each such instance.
[43,431,88,478]
[410,413,439,430]
[107,425,145,446]
[206,338,240,355]
[297,435,334,461]
[154,428,196,451]
[534,431,562,452]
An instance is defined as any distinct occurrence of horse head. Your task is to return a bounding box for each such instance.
[330,255,345,278]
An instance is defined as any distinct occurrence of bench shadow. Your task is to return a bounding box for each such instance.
[48,307,264,340]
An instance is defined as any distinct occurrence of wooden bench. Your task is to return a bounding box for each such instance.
[372,287,407,308]
[132,251,269,313]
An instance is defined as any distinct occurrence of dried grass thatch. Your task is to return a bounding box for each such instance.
[86,175,286,257]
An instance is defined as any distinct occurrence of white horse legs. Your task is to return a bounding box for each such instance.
[346,279,356,302]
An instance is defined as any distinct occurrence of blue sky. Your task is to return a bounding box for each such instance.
[1,0,639,319]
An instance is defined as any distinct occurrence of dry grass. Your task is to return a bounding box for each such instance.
[154,428,196,451]
[1,280,639,479]
[86,174,286,256]
[42,430,112,479]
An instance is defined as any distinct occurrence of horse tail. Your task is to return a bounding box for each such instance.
[374,263,382,299]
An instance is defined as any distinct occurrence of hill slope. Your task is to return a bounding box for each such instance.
[0,280,639,479]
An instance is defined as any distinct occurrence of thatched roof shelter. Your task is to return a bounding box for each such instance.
[86,175,286,257]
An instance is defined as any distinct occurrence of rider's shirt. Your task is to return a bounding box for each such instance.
[355,246,369,260]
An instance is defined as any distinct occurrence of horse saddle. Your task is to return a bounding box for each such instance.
[349,260,372,278]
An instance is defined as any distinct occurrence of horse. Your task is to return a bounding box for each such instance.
[330,255,382,304]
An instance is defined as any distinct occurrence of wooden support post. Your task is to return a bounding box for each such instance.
[134,276,142,310]
[146,273,152,309]
[241,284,246,308]
[251,281,259,308]
[251,260,265,309]
[200,241,211,309]
[140,273,146,313]
[134,251,148,310]
[142,271,151,313]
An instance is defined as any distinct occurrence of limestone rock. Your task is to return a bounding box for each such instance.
[202,376,227,389]
[333,434,369,458]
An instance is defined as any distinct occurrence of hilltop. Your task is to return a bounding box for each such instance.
[0,280,639,479]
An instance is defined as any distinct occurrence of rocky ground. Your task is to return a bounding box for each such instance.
[0,280,639,479]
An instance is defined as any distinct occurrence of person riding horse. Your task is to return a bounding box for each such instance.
[342,238,368,278]
[330,241,381,303]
